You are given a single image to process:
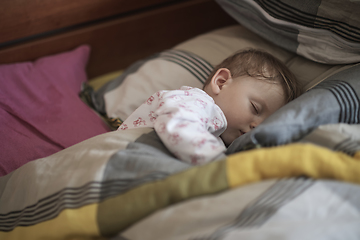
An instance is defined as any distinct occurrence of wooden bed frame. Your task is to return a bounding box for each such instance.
[0,0,236,78]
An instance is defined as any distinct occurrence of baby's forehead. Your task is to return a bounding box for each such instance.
[245,66,278,79]
[235,74,278,86]
[243,77,286,100]
[243,72,288,98]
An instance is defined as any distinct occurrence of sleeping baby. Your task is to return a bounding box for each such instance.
[118,49,301,164]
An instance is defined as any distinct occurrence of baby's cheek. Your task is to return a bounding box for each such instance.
[231,131,241,141]
[221,130,240,146]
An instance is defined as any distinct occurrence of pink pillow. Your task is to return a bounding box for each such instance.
[0,45,110,176]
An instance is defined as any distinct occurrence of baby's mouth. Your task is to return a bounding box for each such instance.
[240,130,246,136]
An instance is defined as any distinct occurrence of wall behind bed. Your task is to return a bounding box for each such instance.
[0,0,236,78]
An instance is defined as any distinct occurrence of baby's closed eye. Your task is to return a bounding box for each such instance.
[251,102,259,114]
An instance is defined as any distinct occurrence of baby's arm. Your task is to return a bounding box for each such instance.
[154,90,226,165]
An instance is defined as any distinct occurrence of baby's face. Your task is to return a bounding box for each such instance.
[213,76,286,146]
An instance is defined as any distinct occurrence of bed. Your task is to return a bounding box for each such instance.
[1,0,360,239]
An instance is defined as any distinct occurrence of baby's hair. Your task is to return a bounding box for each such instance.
[203,49,302,102]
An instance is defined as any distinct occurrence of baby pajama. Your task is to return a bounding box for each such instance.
[118,86,227,165]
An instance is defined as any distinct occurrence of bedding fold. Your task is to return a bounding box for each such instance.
[1,124,360,239]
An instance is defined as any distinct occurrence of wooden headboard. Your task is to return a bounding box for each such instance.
[0,0,236,78]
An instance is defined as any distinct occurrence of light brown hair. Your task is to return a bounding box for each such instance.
[203,49,302,102]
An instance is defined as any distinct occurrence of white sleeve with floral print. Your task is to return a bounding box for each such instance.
[118,86,227,165]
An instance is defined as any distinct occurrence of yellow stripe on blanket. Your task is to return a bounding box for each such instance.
[97,160,228,237]
[97,143,360,236]
[227,143,360,188]
[4,143,358,239]
[0,204,103,240]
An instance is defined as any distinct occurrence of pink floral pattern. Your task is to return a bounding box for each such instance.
[146,96,154,105]
[148,111,157,122]
[119,123,128,130]
[133,117,146,127]
[118,86,227,165]
[212,117,223,130]
[168,133,182,145]
[195,98,207,109]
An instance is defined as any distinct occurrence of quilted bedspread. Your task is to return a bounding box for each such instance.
[0,123,360,239]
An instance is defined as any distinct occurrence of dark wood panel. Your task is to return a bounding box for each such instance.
[0,0,178,43]
[0,0,236,78]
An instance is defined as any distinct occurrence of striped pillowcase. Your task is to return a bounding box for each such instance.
[216,0,360,64]
[158,50,213,84]
[90,50,213,122]
[313,80,360,124]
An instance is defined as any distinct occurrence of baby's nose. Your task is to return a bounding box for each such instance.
[250,122,258,129]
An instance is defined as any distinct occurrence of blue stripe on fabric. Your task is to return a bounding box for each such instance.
[314,80,360,124]
[334,139,360,156]
[193,178,314,240]
[0,172,169,231]
[254,0,360,42]
[159,50,213,84]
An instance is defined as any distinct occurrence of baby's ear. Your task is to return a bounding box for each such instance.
[210,68,232,94]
